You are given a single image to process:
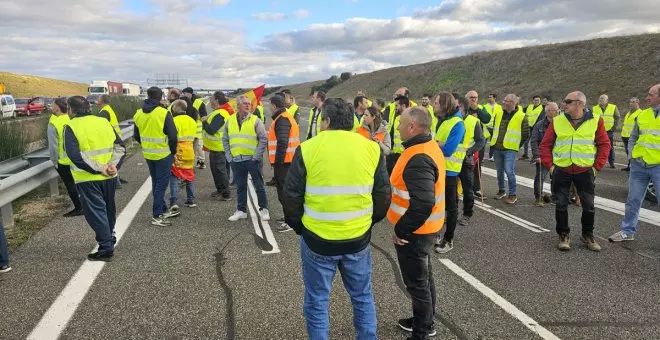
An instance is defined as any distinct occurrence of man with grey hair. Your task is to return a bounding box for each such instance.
[620,97,643,171]
[592,94,620,168]
[222,95,269,222]
[540,91,611,251]
[490,93,528,204]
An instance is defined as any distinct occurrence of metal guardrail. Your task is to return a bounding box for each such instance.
[0,120,135,228]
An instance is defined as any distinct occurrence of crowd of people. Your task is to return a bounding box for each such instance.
[1,81,659,340]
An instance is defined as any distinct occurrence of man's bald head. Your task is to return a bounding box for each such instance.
[394,87,410,98]
[398,106,431,142]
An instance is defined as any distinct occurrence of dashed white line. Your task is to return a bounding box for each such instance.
[439,259,562,340]
[27,178,152,340]
[474,201,550,233]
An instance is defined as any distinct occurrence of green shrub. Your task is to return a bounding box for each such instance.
[0,121,25,162]
[108,96,142,121]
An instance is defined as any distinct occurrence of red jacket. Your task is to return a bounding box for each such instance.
[539,113,611,174]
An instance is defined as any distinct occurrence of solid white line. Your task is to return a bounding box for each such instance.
[247,175,280,254]
[494,209,550,232]
[439,259,561,340]
[474,202,549,233]
[480,166,660,227]
[27,178,152,340]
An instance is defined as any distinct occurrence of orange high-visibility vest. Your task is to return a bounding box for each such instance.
[356,126,385,143]
[387,139,446,234]
[268,111,300,164]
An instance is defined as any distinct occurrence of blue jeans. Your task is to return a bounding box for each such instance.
[620,161,660,235]
[169,176,195,206]
[147,155,173,218]
[300,239,377,340]
[494,149,517,195]
[230,160,268,212]
[0,222,8,267]
[77,179,117,254]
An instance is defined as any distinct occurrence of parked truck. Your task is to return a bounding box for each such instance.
[88,80,123,96]
[122,83,142,97]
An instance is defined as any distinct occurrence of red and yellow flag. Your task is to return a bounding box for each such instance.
[227,84,265,114]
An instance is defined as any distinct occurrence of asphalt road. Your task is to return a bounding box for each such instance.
[1,111,659,340]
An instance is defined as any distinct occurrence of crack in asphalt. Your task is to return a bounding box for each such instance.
[370,241,470,340]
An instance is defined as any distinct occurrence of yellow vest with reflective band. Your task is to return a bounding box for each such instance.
[387,114,403,154]
[352,114,364,132]
[435,116,466,172]
[552,114,598,168]
[592,104,616,131]
[174,114,197,143]
[255,104,264,122]
[483,103,502,139]
[307,108,322,138]
[621,108,643,138]
[227,114,258,157]
[287,104,299,118]
[134,107,171,160]
[490,107,525,150]
[101,104,121,138]
[193,98,205,138]
[49,114,72,166]
[525,104,544,127]
[631,108,660,165]
[462,114,479,152]
[66,115,116,183]
[425,105,437,132]
[301,130,380,241]
[204,109,230,152]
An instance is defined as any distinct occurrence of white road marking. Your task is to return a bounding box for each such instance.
[247,175,280,254]
[481,166,660,227]
[27,178,152,340]
[474,202,550,233]
[439,259,561,340]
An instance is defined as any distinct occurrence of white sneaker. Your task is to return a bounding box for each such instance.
[228,210,248,221]
[162,205,180,218]
[259,208,270,221]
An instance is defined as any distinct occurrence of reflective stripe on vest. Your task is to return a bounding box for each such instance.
[203,109,230,152]
[435,116,466,172]
[227,114,258,156]
[391,115,403,154]
[49,114,72,166]
[592,104,616,131]
[621,109,642,138]
[307,108,323,138]
[490,107,525,151]
[632,108,660,165]
[66,115,116,183]
[174,115,197,142]
[193,98,205,137]
[525,104,544,127]
[134,107,171,160]
[101,104,121,138]
[268,111,300,164]
[462,114,478,151]
[387,140,446,234]
[552,114,598,167]
[301,130,380,241]
[482,103,501,139]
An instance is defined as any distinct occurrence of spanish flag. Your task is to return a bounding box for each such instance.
[227,84,265,114]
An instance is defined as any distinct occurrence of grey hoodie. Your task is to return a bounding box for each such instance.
[361,120,391,155]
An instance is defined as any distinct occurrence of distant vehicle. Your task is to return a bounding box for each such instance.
[138,93,147,101]
[122,83,142,97]
[14,97,45,116]
[0,94,16,118]
[44,97,55,111]
[88,80,123,96]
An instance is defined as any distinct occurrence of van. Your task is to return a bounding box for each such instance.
[0,94,16,118]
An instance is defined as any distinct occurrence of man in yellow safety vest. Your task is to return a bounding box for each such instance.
[521,95,544,160]
[182,87,208,169]
[620,97,642,171]
[204,91,232,200]
[306,90,325,140]
[592,94,620,168]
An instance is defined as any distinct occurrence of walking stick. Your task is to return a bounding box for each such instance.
[477,153,485,206]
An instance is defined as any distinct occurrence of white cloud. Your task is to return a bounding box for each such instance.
[252,12,288,21]
[293,9,310,18]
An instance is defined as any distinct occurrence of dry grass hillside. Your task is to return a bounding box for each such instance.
[0,72,88,98]
[283,33,660,107]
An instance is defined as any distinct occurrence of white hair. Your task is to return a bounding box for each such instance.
[576,91,587,106]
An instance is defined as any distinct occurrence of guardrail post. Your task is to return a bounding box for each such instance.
[48,178,59,197]
[1,204,13,229]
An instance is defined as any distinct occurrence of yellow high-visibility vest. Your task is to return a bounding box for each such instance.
[66,115,116,183]
[483,103,502,139]
[435,116,466,172]
[525,104,544,127]
[490,107,525,151]
[301,130,380,241]
[100,104,121,138]
[631,108,660,165]
[621,108,643,138]
[227,114,258,157]
[462,114,479,151]
[203,109,230,152]
[193,98,205,138]
[592,104,617,131]
[307,108,322,138]
[48,114,71,166]
[552,114,598,167]
[134,107,171,160]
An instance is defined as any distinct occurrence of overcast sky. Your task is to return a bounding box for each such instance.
[1,0,658,89]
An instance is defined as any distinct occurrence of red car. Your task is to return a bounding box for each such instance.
[14,97,45,116]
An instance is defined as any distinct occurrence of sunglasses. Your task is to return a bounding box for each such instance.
[563,99,579,104]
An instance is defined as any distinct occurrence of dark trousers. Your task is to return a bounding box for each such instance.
[607,130,615,165]
[442,176,459,242]
[146,155,173,218]
[273,163,290,206]
[396,234,436,340]
[56,164,82,210]
[473,147,485,193]
[77,179,117,254]
[386,153,401,176]
[534,162,554,199]
[622,137,630,167]
[521,127,532,157]
[231,160,268,212]
[209,151,230,195]
[459,160,474,217]
[552,168,596,236]
[0,222,8,267]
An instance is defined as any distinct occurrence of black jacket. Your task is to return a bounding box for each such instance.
[271,108,292,164]
[394,133,440,240]
[283,139,391,256]
[202,110,226,135]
